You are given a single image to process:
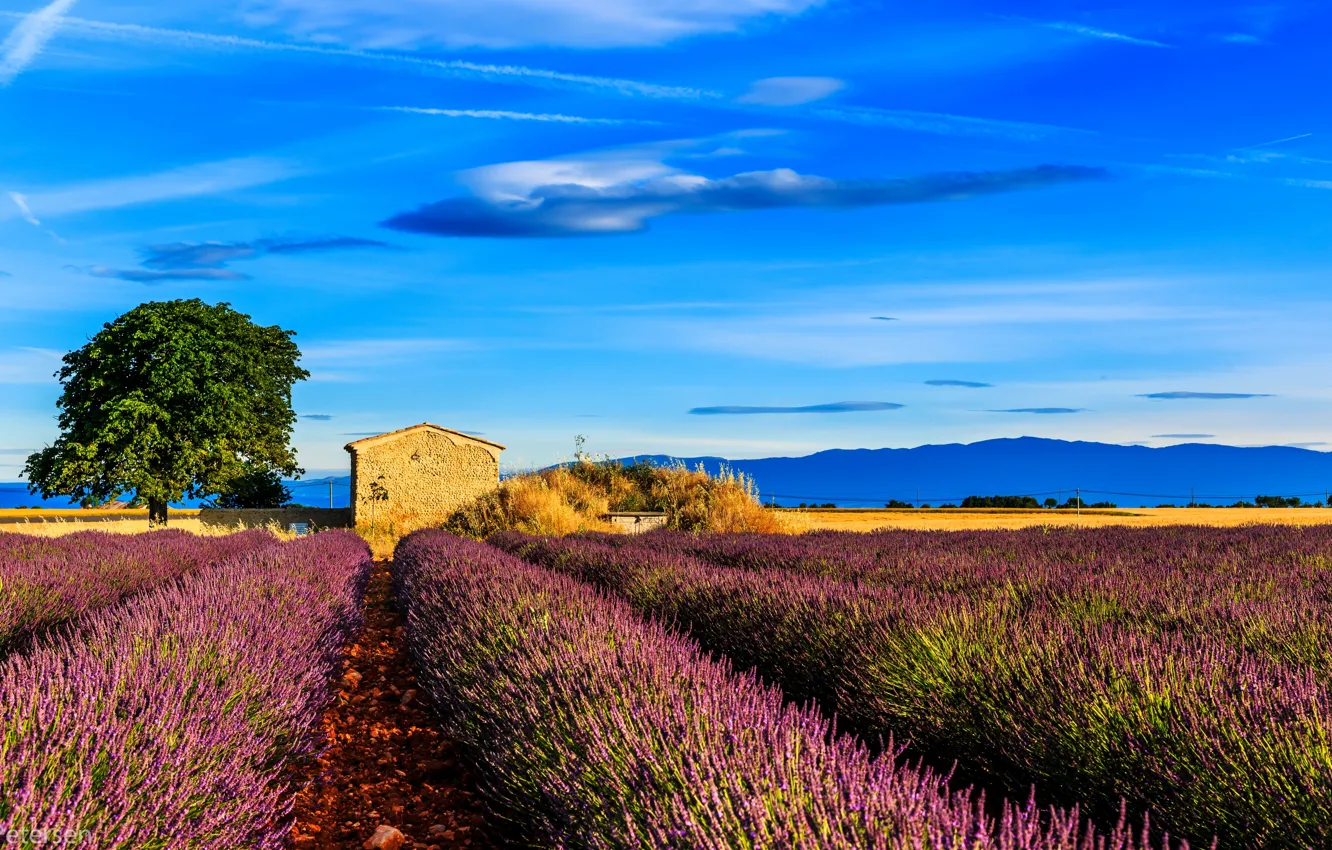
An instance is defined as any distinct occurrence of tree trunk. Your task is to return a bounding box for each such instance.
[148,497,168,527]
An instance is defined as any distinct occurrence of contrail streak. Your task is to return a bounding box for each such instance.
[0,0,78,86]
[0,12,715,100]
[1241,132,1314,150]
[374,106,651,124]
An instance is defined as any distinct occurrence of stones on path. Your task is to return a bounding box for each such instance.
[364,825,405,850]
[287,561,490,848]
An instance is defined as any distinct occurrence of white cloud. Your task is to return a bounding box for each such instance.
[385,142,1102,238]
[2,157,299,222]
[0,0,77,87]
[241,0,825,48]
[7,192,40,226]
[1043,21,1169,48]
[737,76,844,106]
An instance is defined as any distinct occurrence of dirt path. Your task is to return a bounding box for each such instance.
[289,562,491,850]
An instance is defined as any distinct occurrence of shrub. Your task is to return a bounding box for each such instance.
[444,459,784,538]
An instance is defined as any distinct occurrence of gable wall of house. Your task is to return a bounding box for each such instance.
[349,428,500,525]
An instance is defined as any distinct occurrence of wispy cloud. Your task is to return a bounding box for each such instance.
[7,192,40,226]
[10,13,714,99]
[383,149,1106,238]
[73,236,391,285]
[1221,33,1265,45]
[141,236,392,269]
[374,106,647,125]
[242,0,823,50]
[811,105,1092,141]
[871,316,898,321]
[301,338,470,365]
[1152,433,1215,438]
[1044,21,1170,48]
[987,407,1085,414]
[301,414,334,421]
[0,0,77,87]
[84,266,248,284]
[1139,391,1273,400]
[1286,442,1329,448]
[689,401,904,415]
[3,157,299,222]
[738,76,844,107]
[926,379,992,388]
[0,271,11,278]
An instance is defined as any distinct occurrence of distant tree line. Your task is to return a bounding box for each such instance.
[1168,495,1332,508]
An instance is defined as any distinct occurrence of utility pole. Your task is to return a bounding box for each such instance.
[916,486,920,509]
[1076,487,1081,520]
[328,479,333,510]
[1191,486,1195,508]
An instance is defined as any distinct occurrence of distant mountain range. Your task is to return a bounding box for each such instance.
[621,437,1332,507]
[7,439,1332,510]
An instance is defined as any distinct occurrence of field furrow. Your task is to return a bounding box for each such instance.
[395,530,1171,850]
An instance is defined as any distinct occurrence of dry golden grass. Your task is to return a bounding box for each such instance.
[782,506,1332,532]
[0,509,313,540]
[444,460,787,541]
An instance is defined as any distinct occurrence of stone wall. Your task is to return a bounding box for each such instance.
[605,513,669,534]
[198,507,352,531]
[350,429,499,526]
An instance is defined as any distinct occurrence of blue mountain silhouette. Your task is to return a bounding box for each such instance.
[621,437,1332,507]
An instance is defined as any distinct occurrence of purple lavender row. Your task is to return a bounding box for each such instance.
[567,526,1332,676]
[396,530,1179,850]
[597,524,1332,595]
[496,532,1329,849]
[0,530,372,848]
[0,528,276,656]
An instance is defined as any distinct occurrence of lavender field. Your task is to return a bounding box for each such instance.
[0,529,372,848]
[487,526,1332,849]
[396,530,1168,849]
[4,523,1326,849]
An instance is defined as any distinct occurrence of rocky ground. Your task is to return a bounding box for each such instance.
[289,562,492,850]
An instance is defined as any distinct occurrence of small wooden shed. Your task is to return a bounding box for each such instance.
[344,424,505,526]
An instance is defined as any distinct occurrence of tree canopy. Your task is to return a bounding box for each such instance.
[24,299,308,525]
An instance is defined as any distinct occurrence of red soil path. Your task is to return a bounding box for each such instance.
[289,562,492,850]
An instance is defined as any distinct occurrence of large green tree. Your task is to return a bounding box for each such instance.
[24,299,309,525]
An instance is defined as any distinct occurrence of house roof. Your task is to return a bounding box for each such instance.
[344,423,506,454]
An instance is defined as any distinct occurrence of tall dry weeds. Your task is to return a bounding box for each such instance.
[444,460,786,539]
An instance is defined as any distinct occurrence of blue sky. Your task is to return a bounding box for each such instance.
[2,0,1330,476]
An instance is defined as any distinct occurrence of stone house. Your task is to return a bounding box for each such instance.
[344,424,505,526]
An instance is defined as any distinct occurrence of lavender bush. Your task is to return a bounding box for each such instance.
[496,530,1332,849]
[396,530,1179,850]
[0,529,276,656]
[0,530,371,848]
